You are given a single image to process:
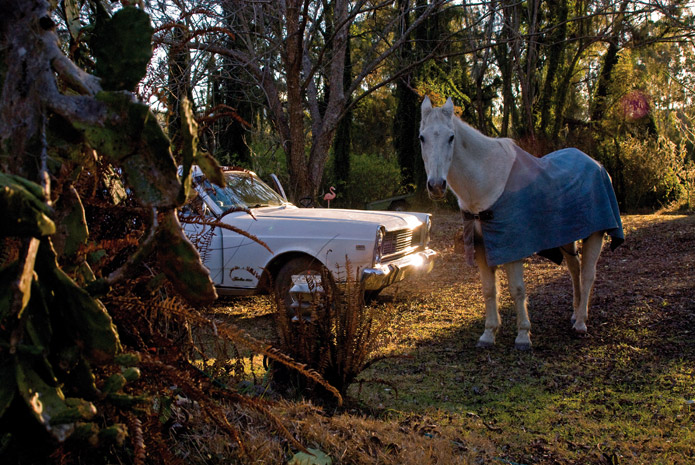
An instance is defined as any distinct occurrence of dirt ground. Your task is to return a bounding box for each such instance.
[403,210,695,352]
[215,209,695,464]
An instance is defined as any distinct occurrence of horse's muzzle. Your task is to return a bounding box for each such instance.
[427,178,447,199]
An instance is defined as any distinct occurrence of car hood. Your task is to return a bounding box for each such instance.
[250,205,425,231]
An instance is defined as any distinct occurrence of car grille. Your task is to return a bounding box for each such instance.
[382,225,423,258]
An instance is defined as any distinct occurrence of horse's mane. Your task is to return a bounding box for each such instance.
[421,103,518,159]
[451,115,518,160]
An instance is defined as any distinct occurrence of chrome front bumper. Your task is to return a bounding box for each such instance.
[361,248,437,291]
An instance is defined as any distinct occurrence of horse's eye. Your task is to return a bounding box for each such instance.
[448,135,454,144]
[419,135,425,143]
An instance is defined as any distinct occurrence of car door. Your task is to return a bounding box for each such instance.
[218,211,267,289]
[179,193,225,285]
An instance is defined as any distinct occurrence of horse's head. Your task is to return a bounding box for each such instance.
[420,96,455,200]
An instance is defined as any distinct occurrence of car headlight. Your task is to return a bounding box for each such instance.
[373,227,384,265]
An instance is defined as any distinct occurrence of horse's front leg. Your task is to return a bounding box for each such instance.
[504,260,531,350]
[475,249,500,348]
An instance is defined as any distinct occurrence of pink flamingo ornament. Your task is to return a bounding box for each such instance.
[323,186,336,208]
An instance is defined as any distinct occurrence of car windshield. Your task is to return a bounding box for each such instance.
[195,171,286,211]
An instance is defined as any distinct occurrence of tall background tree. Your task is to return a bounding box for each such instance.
[143,0,694,209]
[151,0,448,202]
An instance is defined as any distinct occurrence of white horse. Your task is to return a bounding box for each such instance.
[419,97,623,350]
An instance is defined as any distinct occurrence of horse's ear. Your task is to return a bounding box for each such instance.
[421,96,433,117]
[442,98,454,118]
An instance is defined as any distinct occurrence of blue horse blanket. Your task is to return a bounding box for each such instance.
[462,147,624,267]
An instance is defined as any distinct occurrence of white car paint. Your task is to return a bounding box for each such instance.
[180,167,436,296]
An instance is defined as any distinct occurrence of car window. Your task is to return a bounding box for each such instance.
[194,172,286,210]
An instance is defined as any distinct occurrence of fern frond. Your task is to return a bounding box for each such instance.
[81,235,141,255]
[126,412,146,465]
[120,294,344,405]
[215,390,307,454]
[139,355,248,457]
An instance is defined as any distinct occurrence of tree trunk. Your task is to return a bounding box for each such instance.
[214,4,253,166]
[281,1,311,201]
[1,0,48,178]
[303,0,348,201]
[590,0,630,123]
[394,0,416,187]
[538,0,568,142]
[494,2,514,137]
[551,47,585,141]
[591,42,621,123]
[332,35,352,194]
[510,0,541,139]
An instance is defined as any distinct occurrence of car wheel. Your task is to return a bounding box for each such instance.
[274,257,334,320]
[364,289,381,304]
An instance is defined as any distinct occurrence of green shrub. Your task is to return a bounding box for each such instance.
[327,153,404,208]
[619,135,688,210]
[246,140,288,180]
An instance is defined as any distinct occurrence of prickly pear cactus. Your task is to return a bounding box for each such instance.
[0,0,218,457]
[91,7,154,92]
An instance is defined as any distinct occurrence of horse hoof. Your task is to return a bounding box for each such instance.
[572,321,588,333]
[515,342,532,351]
[572,327,588,338]
[476,340,494,349]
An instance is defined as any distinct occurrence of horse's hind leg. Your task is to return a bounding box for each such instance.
[475,252,500,348]
[504,261,531,350]
[561,242,581,323]
[573,231,604,334]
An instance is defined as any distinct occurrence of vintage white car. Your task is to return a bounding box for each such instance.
[180,167,436,313]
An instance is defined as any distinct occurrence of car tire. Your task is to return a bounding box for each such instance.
[274,256,334,320]
[364,289,381,304]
